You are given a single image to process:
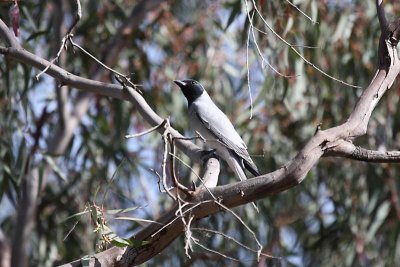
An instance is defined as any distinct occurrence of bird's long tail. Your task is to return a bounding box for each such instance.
[225,152,247,181]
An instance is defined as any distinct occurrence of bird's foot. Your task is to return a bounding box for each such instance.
[200,149,218,164]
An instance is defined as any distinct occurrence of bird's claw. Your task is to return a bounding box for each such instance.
[200,149,218,163]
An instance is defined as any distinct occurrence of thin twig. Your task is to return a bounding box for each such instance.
[291,44,320,49]
[113,217,165,225]
[215,201,263,260]
[169,133,180,188]
[285,0,318,24]
[184,215,195,258]
[149,168,163,193]
[68,38,138,90]
[192,238,239,262]
[192,227,278,259]
[36,0,81,79]
[125,120,168,138]
[244,2,294,78]
[169,134,192,196]
[63,219,80,241]
[253,26,319,49]
[246,11,254,119]
[101,158,126,207]
[66,0,82,34]
[174,202,191,217]
[161,119,177,201]
[35,33,71,79]
[250,0,361,88]
[150,201,213,238]
[170,152,217,200]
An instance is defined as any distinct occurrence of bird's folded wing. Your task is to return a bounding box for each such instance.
[194,111,259,175]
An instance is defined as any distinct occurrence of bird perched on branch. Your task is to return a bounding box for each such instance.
[174,79,260,182]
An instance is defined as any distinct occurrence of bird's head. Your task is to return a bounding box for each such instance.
[174,79,204,105]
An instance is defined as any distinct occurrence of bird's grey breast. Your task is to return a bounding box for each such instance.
[188,105,215,140]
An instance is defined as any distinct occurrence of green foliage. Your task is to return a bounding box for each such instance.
[1,0,400,266]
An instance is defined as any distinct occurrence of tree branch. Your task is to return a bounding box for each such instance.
[325,141,400,163]
[0,18,20,48]
[0,45,202,161]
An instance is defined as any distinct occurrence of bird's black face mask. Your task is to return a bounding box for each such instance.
[174,79,204,105]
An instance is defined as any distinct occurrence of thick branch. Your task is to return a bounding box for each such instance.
[325,141,400,163]
[200,157,220,188]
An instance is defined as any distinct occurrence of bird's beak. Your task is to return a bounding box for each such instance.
[173,80,186,87]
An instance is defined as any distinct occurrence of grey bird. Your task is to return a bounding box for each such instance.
[174,79,260,181]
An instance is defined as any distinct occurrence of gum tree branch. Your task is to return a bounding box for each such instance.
[325,141,400,163]
[0,18,20,49]
[0,45,202,162]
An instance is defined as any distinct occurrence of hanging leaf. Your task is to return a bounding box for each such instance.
[224,1,241,31]
[9,3,20,37]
